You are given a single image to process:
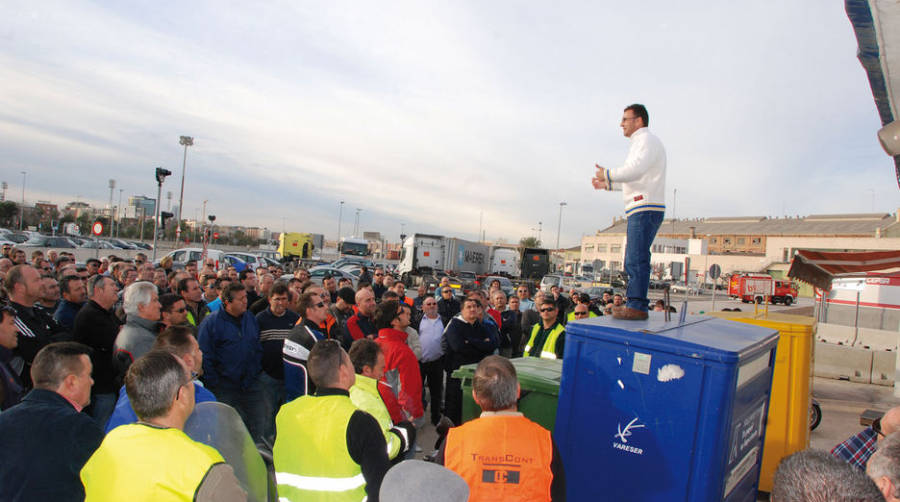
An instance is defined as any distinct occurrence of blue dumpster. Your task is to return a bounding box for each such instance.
[555,315,779,502]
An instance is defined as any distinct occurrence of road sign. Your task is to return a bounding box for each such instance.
[213,232,219,240]
[92,221,103,236]
[709,264,722,280]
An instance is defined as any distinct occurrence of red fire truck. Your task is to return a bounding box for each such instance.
[729,273,799,305]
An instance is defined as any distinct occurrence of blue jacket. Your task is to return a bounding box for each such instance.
[52,299,84,331]
[105,382,216,433]
[198,309,262,391]
[0,389,104,502]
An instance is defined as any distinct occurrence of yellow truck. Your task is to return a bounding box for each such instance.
[278,232,315,260]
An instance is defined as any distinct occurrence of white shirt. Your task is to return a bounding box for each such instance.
[603,127,667,216]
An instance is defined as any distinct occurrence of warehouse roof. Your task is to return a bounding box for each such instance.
[596,212,899,237]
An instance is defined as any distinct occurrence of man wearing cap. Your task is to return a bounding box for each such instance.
[438,356,565,501]
[593,103,666,321]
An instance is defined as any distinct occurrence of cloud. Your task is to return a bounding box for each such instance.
[0,0,894,248]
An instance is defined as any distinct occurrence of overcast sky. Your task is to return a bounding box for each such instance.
[1,1,897,247]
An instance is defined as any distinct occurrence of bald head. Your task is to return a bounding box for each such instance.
[881,406,900,437]
[355,288,376,316]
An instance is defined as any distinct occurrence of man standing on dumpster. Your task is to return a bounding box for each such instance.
[593,103,666,321]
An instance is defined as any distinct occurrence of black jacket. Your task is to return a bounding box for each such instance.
[437,297,461,326]
[10,301,71,387]
[73,300,123,394]
[442,317,498,370]
[0,389,104,502]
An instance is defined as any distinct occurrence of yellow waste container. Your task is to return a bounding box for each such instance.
[706,311,816,493]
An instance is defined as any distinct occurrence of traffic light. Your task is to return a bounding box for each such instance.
[160,211,174,229]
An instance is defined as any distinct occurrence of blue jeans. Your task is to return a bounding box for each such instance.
[258,371,284,442]
[625,210,664,312]
[90,392,118,428]
[210,376,270,444]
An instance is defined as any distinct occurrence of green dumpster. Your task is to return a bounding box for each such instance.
[452,357,563,431]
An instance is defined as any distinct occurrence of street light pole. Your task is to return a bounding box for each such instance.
[337,200,344,243]
[556,202,567,249]
[152,167,171,261]
[153,181,163,260]
[538,221,542,244]
[354,208,362,236]
[19,172,26,230]
[116,188,123,237]
[107,179,115,237]
[176,135,194,243]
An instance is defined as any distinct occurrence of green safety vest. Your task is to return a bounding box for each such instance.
[350,374,402,460]
[274,394,368,502]
[524,322,565,360]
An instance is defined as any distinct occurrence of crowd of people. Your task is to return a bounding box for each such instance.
[0,248,578,501]
[0,244,896,501]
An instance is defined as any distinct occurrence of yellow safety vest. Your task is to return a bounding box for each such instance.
[566,311,598,322]
[80,423,224,502]
[274,394,368,502]
[350,374,402,460]
[524,322,565,360]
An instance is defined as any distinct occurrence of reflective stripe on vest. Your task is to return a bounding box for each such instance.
[275,472,366,492]
[524,322,564,360]
[80,423,223,502]
[274,394,368,502]
[445,415,554,502]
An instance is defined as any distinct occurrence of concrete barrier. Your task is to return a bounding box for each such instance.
[816,324,856,345]
[814,342,873,383]
[857,328,899,351]
[872,351,897,387]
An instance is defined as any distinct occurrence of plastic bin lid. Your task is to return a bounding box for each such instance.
[453,357,563,396]
[705,311,816,335]
[565,314,779,364]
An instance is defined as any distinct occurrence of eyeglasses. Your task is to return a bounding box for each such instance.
[442,290,452,294]
[574,311,589,317]
[540,307,556,313]
[374,273,384,276]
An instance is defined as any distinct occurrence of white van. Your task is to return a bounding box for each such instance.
[161,248,226,270]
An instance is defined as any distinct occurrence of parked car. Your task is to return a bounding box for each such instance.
[287,267,357,288]
[670,282,701,295]
[5,233,28,244]
[477,275,515,296]
[128,241,153,250]
[79,239,116,249]
[221,255,249,273]
[23,235,78,248]
[160,248,227,270]
[330,257,375,270]
[226,252,267,271]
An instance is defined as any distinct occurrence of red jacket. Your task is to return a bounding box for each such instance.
[486,308,502,328]
[378,379,404,424]
[376,328,424,420]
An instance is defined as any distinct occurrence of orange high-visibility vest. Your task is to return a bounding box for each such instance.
[445,414,554,502]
